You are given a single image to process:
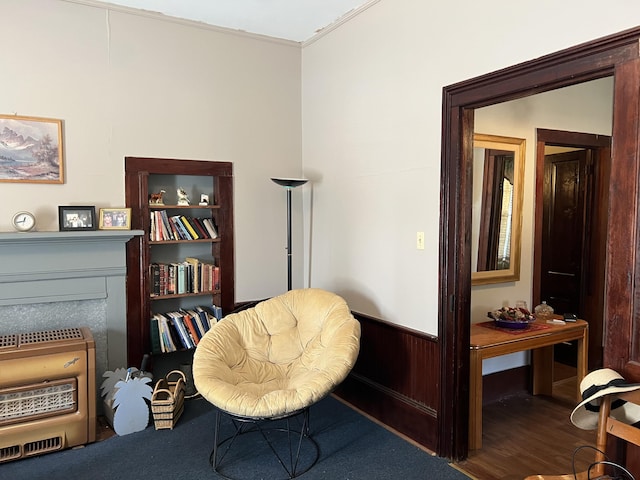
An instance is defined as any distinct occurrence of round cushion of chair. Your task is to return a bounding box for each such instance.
[193,288,361,419]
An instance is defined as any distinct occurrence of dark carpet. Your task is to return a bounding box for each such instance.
[1,395,470,479]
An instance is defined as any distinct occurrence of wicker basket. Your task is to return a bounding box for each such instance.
[151,370,185,430]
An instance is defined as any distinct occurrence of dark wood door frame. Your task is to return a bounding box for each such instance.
[439,27,640,461]
[533,129,611,371]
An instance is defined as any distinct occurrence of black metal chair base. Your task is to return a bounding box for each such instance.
[209,407,320,480]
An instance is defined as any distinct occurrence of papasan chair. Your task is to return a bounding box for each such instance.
[193,288,361,479]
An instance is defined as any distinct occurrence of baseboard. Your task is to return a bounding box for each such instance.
[335,373,439,450]
[333,311,441,452]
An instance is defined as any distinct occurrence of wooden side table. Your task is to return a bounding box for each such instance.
[469,318,588,450]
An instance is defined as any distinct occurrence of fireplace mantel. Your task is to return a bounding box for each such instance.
[0,229,144,372]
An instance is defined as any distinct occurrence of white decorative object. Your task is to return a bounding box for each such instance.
[101,367,134,429]
[112,376,153,435]
[177,187,190,206]
[101,367,152,436]
[101,367,132,398]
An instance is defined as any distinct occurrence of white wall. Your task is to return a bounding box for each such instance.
[0,0,303,302]
[301,0,638,335]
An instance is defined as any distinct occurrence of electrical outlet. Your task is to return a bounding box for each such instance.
[416,231,425,250]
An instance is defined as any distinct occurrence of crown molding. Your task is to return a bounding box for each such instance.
[60,0,301,47]
[302,0,381,48]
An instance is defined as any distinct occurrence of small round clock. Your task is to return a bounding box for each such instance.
[11,211,36,232]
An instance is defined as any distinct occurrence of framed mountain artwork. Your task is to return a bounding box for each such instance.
[0,114,64,184]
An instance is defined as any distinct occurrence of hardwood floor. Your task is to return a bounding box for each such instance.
[454,365,596,480]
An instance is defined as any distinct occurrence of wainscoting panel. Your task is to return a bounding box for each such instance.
[335,311,441,451]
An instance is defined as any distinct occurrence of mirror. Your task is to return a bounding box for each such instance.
[471,133,525,285]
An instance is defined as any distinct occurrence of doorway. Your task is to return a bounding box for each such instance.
[534,129,611,371]
[439,28,640,462]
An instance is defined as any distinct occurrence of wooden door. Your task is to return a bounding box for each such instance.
[540,149,603,367]
[541,150,589,316]
[535,131,610,371]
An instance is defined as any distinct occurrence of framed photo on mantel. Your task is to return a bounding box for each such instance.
[58,206,96,231]
[99,208,131,230]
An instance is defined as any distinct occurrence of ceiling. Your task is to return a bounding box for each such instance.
[96,0,374,42]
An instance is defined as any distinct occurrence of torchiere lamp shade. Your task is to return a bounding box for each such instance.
[271,178,309,188]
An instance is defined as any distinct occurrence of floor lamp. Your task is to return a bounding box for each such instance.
[271,177,308,291]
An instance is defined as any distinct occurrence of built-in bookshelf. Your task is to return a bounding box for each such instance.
[125,157,234,367]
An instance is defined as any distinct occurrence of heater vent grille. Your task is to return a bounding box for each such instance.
[0,379,78,426]
[0,328,84,350]
[0,334,17,349]
[19,328,84,346]
[24,436,62,457]
[0,444,20,462]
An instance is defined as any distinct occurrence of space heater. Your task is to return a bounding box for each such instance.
[0,327,96,463]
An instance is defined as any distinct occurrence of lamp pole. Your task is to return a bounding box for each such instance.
[271,178,308,291]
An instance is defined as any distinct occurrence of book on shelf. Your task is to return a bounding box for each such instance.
[170,215,193,240]
[210,304,223,321]
[150,258,219,297]
[167,311,195,349]
[190,217,210,239]
[201,263,210,292]
[149,210,218,243]
[167,263,176,295]
[176,262,188,294]
[159,210,176,240]
[186,262,194,293]
[155,313,177,353]
[194,306,213,332]
[156,211,169,241]
[184,257,200,293]
[149,211,156,241]
[150,316,162,354]
[159,263,168,296]
[149,211,170,241]
[152,313,172,353]
[166,314,183,350]
[181,310,201,345]
[153,211,163,240]
[202,218,218,239]
[180,215,200,239]
[185,308,207,337]
[150,263,160,296]
[150,305,220,353]
[213,266,220,290]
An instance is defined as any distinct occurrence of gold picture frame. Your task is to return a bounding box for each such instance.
[0,114,64,183]
[99,208,132,230]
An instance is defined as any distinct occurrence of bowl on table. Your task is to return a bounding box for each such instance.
[488,307,535,329]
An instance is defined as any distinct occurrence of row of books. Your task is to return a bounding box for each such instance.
[150,305,223,353]
[150,257,220,297]
[150,210,218,242]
